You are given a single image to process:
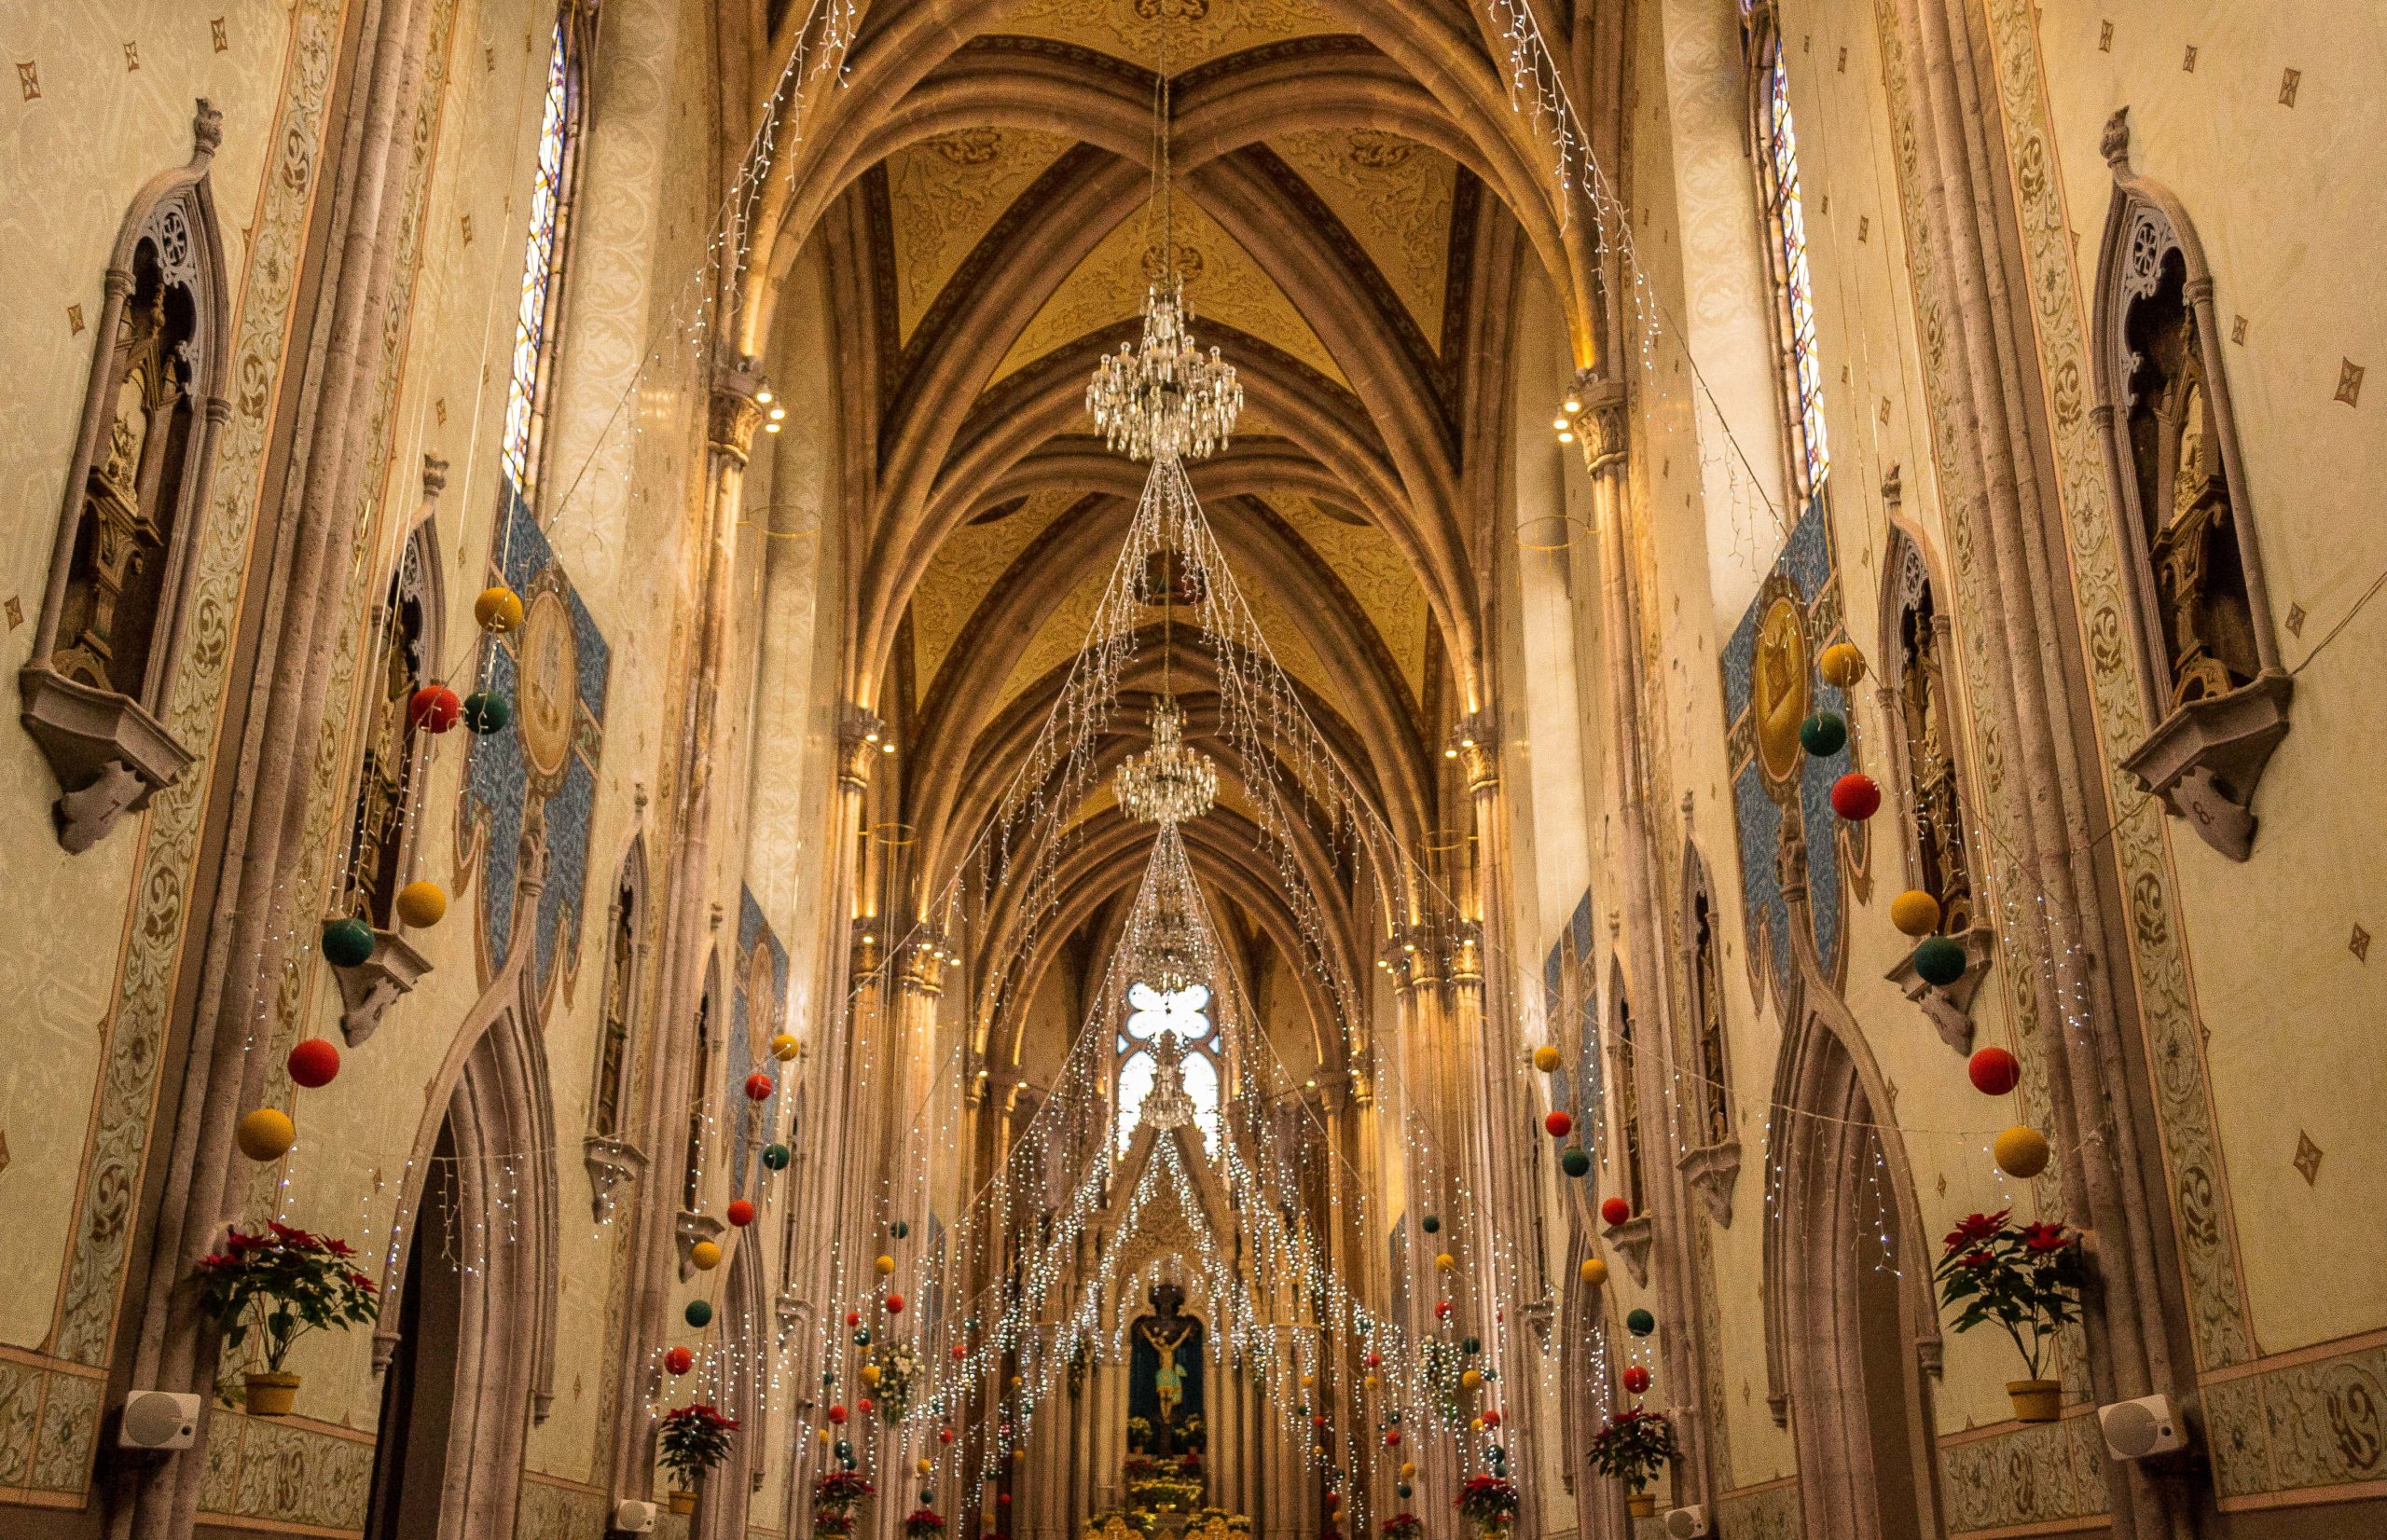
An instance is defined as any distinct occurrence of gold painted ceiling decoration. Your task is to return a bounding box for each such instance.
[909,488,1082,688]
[888,128,1077,340]
[997,0,1341,73]
[1271,130,1458,345]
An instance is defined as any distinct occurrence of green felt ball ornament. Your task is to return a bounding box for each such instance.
[1560,1146,1591,1178]
[462,690,511,734]
[684,1299,713,1328]
[1799,710,1848,757]
[1420,1215,1441,1234]
[891,1219,910,1239]
[763,1142,791,1171]
[1912,935,1967,987]
[835,1441,852,1461]
[853,1327,873,1346]
[321,915,376,969]
[1626,1308,1656,1338]
[1462,1336,1480,1355]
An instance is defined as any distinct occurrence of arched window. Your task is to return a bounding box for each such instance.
[501,11,588,504]
[1745,6,1830,500]
[1116,981,1221,1153]
[340,495,444,933]
[1611,975,1649,1216]
[24,103,231,853]
[592,859,641,1139]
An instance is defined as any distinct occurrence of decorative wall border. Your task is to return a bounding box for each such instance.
[2201,1334,2387,1506]
[195,1406,377,1533]
[1936,1410,2107,1534]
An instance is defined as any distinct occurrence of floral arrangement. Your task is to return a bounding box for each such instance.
[1419,1340,1465,1421]
[873,1338,923,1424]
[1125,1455,1204,1513]
[1586,1407,1678,1494]
[1128,1415,1155,1450]
[1382,1513,1424,1540]
[1456,1475,1519,1532]
[658,1404,738,1486]
[194,1222,379,1375]
[1933,1210,2086,1381]
[903,1507,946,1540]
[814,1470,875,1511]
[1180,1412,1207,1451]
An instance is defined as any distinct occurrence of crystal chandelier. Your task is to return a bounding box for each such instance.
[1137,901,1206,996]
[1116,694,1218,827]
[1086,278,1243,463]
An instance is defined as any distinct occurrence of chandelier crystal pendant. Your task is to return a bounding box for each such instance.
[1086,278,1244,464]
[1116,694,1218,827]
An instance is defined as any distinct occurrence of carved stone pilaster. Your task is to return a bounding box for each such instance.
[1676,1139,1743,1228]
[708,358,765,466]
[583,1134,646,1222]
[332,928,433,1044]
[838,702,890,790]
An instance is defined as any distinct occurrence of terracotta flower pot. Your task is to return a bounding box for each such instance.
[1626,1492,1656,1519]
[2008,1379,2062,1423]
[244,1370,300,1417]
[669,1489,698,1515]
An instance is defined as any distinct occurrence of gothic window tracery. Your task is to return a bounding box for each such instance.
[1745,8,1831,501]
[683,981,714,1211]
[501,12,587,504]
[1117,981,1220,1153]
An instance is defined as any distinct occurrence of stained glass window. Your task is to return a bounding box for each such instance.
[1762,56,1830,495]
[502,18,575,498]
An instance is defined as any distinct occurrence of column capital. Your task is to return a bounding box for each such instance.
[896,926,952,998]
[1447,711,1499,792]
[1571,370,1629,477]
[709,356,766,465]
[838,702,890,789]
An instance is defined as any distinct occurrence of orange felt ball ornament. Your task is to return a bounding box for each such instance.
[1830,772,1882,820]
[287,1038,340,1089]
[1601,1196,1631,1227]
[665,1347,694,1375]
[1968,1047,2021,1096]
[726,1200,755,1228]
[1544,1109,1573,1138]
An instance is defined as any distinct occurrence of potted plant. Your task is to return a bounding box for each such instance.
[903,1507,946,1540]
[1933,1209,2086,1423]
[1382,1513,1424,1540]
[658,1403,738,1513]
[194,1222,379,1416]
[814,1470,876,1512]
[1587,1406,1678,1518]
[1454,1473,1519,1536]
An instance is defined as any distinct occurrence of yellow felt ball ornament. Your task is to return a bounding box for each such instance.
[1469,1416,1485,1433]
[1579,1257,1609,1287]
[1818,641,1867,689]
[1400,1462,1416,1480]
[1363,1372,1380,1390]
[1890,889,1941,938]
[862,1364,882,1387]
[395,880,448,928]
[236,1107,296,1162]
[771,1032,800,1062]
[1459,1368,1483,1392]
[1532,1044,1561,1073]
[876,1253,897,1276]
[1434,1252,1456,1273]
[690,1240,723,1271]
[1300,1371,1314,1388]
[917,1458,933,1477]
[1994,1125,2051,1179]
[475,584,524,634]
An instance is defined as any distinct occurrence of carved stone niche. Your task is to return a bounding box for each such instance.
[1605,1215,1656,1287]
[2091,109,2292,861]
[1884,926,1993,1055]
[21,103,228,853]
[333,928,433,1045]
[676,1208,726,1281]
[584,1134,647,1223]
[1676,1139,1743,1228]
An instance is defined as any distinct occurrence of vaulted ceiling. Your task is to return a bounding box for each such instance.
[739,0,1620,1064]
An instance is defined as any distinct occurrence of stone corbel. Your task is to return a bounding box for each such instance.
[676,1208,725,1280]
[2118,671,2292,862]
[19,665,195,853]
[582,1134,646,1223]
[1675,1139,1743,1228]
[331,928,433,1045]
[1883,921,1994,1054]
[1519,1295,1554,1349]
[1605,1215,1656,1287]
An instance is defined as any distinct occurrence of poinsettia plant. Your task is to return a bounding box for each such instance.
[814,1470,875,1511]
[658,1404,738,1485]
[1455,1474,1519,1531]
[1586,1407,1678,1494]
[1933,1209,2086,1379]
[194,1222,379,1373]
[902,1507,946,1540]
[1382,1512,1425,1540]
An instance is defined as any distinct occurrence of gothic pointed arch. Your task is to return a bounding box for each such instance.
[2091,108,2291,861]
[22,100,233,852]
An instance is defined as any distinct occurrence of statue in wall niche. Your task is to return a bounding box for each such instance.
[1894,579,1972,934]
[342,542,430,928]
[2124,248,2259,708]
[54,257,197,698]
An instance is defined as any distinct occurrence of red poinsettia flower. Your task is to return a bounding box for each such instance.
[2021,1222,2073,1254]
[1941,1209,2009,1251]
[1960,1250,1994,1270]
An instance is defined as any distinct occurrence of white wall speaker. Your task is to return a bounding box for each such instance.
[611,1498,658,1533]
[117,1391,200,1451]
[1662,1505,1710,1538]
[2097,1394,2187,1461]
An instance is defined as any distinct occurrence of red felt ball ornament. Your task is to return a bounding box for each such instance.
[846,1311,862,1327]
[407,684,462,734]
[286,1038,341,1089]
[1365,1351,1382,1368]
[941,1426,955,1444]
[998,1495,1013,1508]
[828,1405,849,1424]
[1385,1429,1401,1447]
[665,1347,694,1376]
[1600,1196,1632,1227]
[744,1072,775,1101]
[1830,772,1882,821]
[952,1343,967,1359]
[1434,1300,1453,1320]
[858,1398,875,1416]
[1622,1366,1650,1395]
[1968,1046,2022,1096]
[726,1200,755,1228]
[885,1293,906,1313]
[1483,1410,1501,1428]
[1543,1109,1573,1138]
